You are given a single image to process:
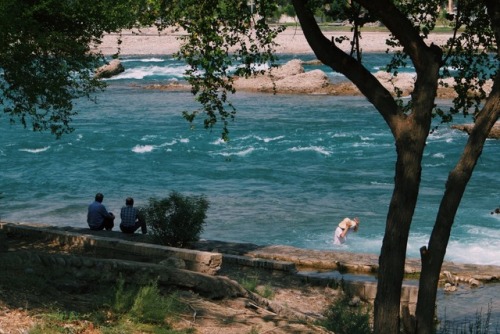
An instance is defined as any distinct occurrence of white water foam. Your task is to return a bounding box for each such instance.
[121,57,165,63]
[217,147,255,157]
[132,144,155,153]
[110,65,187,80]
[19,146,50,153]
[259,135,285,143]
[288,146,332,156]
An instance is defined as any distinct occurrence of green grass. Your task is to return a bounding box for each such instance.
[240,276,275,299]
[241,276,259,292]
[278,22,457,34]
[28,278,192,334]
[319,294,372,334]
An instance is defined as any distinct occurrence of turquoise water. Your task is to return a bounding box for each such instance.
[1,54,499,267]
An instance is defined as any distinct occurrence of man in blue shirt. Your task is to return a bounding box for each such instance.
[120,197,147,234]
[87,193,115,231]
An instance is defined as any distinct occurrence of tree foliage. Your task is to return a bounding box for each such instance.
[0,0,148,137]
[160,0,284,140]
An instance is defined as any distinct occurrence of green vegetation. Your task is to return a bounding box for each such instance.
[28,278,191,334]
[320,294,371,334]
[140,191,209,247]
[240,276,275,299]
[241,276,260,292]
[256,284,275,299]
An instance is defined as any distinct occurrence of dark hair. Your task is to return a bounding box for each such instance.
[125,197,134,206]
[95,193,104,202]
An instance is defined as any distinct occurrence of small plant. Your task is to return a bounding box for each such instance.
[241,276,259,292]
[130,282,170,324]
[241,276,274,299]
[112,277,187,326]
[257,284,275,299]
[248,326,260,334]
[320,294,371,334]
[113,275,137,314]
[141,191,209,247]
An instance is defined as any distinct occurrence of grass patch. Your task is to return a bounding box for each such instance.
[241,276,259,292]
[256,284,275,300]
[25,276,191,334]
[240,276,275,299]
[319,294,371,334]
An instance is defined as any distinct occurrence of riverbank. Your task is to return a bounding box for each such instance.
[95,26,453,56]
[1,221,499,332]
[97,27,487,100]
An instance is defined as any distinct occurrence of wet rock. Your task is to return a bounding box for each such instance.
[95,59,124,79]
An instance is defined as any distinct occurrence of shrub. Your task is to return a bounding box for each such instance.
[113,278,186,326]
[320,294,371,334]
[140,191,209,247]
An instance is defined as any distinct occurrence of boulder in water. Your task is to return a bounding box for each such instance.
[95,59,124,79]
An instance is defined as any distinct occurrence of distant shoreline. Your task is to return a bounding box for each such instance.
[95,27,453,56]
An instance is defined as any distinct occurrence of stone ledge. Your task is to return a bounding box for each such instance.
[0,222,222,275]
[223,254,297,273]
[0,250,246,299]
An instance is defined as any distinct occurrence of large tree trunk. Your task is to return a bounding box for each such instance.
[374,136,425,333]
[416,79,500,334]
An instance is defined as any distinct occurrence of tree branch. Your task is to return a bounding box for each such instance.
[355,0,441,71]
[292,0,401,130]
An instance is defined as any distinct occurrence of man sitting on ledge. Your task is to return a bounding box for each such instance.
[120,197,147,234]
[87,192,115,231]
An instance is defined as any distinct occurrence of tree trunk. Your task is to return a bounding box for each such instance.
[373,145,421,333]
[415,63,500,334]
[415,2,500,332]
[416,82,500,334]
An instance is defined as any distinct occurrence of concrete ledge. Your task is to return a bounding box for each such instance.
[0,222,222,275]
[223,254,297,273]
[0,250,246,299]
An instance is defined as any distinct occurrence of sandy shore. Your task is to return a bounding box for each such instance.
[96,26,453,56]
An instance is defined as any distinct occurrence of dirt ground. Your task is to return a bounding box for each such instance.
[0,234,340,334]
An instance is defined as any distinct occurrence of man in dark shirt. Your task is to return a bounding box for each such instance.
[120,197,147,234]
[87,193,115,231]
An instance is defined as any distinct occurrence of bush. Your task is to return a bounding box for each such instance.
[113,277,186,324]
[140,191,209,247]
[320,294,371,334]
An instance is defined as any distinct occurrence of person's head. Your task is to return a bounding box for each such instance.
[352,217,360,232]
[125,197,134,206]
[95,193,104,203]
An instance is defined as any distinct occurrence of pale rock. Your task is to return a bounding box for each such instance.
[95,59,125,79]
